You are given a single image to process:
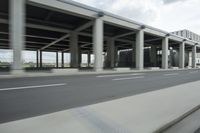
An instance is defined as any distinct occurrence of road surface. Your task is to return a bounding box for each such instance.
[0,69,200,123]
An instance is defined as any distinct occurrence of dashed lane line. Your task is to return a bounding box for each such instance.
[164,73,179,76]
[0,83,67,91]
[96,73,144,78]
[112,76,144,81]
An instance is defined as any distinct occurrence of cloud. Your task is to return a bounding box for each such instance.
[73,0,162,24]
[72,0,200,34]
[162,0,187,4]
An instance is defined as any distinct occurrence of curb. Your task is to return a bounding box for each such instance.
[154,104,200,133]
[0,68,199,79]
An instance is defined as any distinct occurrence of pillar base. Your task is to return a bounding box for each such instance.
[52,68,78,74]
[94,68,103,72]
[136,67,144,71]
[11,69,25,75]
[114,67,130,71]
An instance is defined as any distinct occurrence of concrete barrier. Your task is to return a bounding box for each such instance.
[114,67,130,71]
[171,67,179,69]
[147,67,160,70]
[51,68,78,74]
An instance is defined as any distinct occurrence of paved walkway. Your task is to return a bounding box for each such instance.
[0,80,200,133]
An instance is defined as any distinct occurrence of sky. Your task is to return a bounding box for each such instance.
[1,0,200,63]
[72,0,200,34]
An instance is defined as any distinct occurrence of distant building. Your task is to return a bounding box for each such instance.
[171,29,200,42]
[172,30,200,66]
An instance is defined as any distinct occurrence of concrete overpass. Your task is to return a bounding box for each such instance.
[0,0,199,74]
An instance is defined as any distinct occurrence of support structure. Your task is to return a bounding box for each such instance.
[56,51,58,68]
[10,0,25,73]
[70,32,79,68]
[93,18,103,71]
[61,52,64,68]
[39,50,42,68]
[136,29,144,70]
[162,37,169,69]
[78,47,81,68]
[151,45,157,67]
[192,45,197,68]
[179,42,185,68]
[36,50,39,68]
[114,46,118,67]
[107,38,115,68]
[132,42,136,68]
[87,51,91,67]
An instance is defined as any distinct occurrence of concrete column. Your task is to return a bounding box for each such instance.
[78,47,81,68]
[70,32,79,68]
[162,37,169,69]
[36,50,39,68]
[151,45,157,67]
[192,45,197,68]
[93,18,103,71]
[107,38,115,68]
[179,42,185,69]
[39,50,42,68]
[132,43,136,68]
[61,52,64,68]
[136,30,144,70]
[87,51,91,67]
[10,0,25,73]
[56,52,58,68]
[114,46,118,67]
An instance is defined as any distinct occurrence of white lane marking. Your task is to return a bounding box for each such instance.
[189,71,198,74]
[0,83,67,91]
[96,73,144,78]
[164,73,179,76]
[112,76,144,81]
[0,75,11,76]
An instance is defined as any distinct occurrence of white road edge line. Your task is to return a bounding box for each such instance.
[189,71,198,74]
[96,73,144,78]
[0,75,11,76]
[112,76,144,81]
[164,73,179,76]
[0,83,67,91]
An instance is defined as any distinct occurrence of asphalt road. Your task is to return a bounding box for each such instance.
[0,69,200,123]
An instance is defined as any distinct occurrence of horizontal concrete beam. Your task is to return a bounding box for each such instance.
[27,0,96,19]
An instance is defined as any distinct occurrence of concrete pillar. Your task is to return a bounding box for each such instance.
[132,43,136,67]
[10,0,25,73]
[162,37,169,69]
[179,42,185,69]
[56,52,58,68]
[39,50,42,68]
[107,38,115,68]
[87,51,91,67]
[36,50,39,68]
[136,30,144,70]
[114,46,118,67]
[192,45,197,68]
[151,45,157,67]
[78,47,82,68]
[70,32,79,68]
[61,52,64,68]
[93,18,103,71]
